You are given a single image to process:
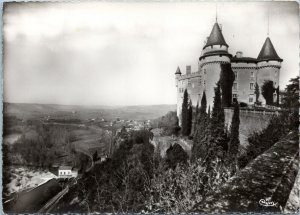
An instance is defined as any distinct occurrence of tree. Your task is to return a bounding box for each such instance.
[261,80,275,105]
[187,99,193,136]
[191,91,209,160]
[93,150,98,162]
[181,89,189,136]
[228,101,240,163]
[200,91,207,114]
[219,63,235,107]
[195,100,199,118]
[254,82,260,104]
[210,82,225,137]
[281,76,299,109]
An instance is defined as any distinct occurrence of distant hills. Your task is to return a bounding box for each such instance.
[3,102,176,121]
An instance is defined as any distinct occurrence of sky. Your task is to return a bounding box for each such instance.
[3,1,299,106]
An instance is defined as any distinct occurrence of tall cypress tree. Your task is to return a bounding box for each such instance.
[195,100,199,118]
[191,91,209,160]
[200,91,207,114]
[228,101,240,158]
[187,99,193,136]
[211,82,225,137]
[181,89,189,136]
[254,82,260,104]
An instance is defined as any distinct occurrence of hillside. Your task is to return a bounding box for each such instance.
[3,103,176,121]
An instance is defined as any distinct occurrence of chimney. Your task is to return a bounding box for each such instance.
[236,51,243,58]
[186,65,191,75]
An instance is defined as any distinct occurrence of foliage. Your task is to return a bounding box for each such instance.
[219,63,235,107]
[254,82,260,104]
[239,102,248,107]
[238,111,298,169]
[181,89,189,136]
[281,76,299,109]
[200,91,207,114]
[187,100,193,136]
[227,101,240,169]
[2,144,11,200]
[210,83,225,140]
[261,80,275,105]
[3,115,23,136]
[151,111,180,136]
[165,143,188,169]
[146,158,233,213]
[12,123,71,168]
[192,85,229,162]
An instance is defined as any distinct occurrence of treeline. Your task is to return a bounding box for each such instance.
[150,111,180,135]
[12,123,71,168]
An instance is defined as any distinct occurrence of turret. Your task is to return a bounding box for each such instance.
[175,66,181,86]
[198,22,232,109]
[256,37,282,105]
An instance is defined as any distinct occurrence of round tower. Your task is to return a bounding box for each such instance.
[175,66,182,120]
[256,37,282,105]
[198,22,232,110]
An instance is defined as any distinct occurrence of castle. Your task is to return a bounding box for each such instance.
[175,21,283,118]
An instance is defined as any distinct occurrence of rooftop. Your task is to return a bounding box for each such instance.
[175,66,182,74]
[203,22,228,49]
[58,166,72,170]
[257,37,282,62]
[231,56,258,63]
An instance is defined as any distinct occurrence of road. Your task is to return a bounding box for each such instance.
[3,179,62,213]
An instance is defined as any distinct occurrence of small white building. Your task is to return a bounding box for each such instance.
[58,166,78,178]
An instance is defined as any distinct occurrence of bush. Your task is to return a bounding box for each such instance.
[239,102,248,107]
[150,111,180,136]
[146,158,233,213]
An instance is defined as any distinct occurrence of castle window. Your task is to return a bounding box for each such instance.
[249,94,254,103]
[273,93,277,102]
[250,83,254,90]
[251,71,254,77]
[192,83,195,88]
[232,94,237,102]
[188,79,191,86]
[234,71,238,80]
[233,83,237,90]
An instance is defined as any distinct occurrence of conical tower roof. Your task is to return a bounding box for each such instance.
[203,23,228,49]
[257,37,282,62]
[175,66,181,74]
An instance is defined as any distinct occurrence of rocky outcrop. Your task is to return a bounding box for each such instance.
[193,132,299,213]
